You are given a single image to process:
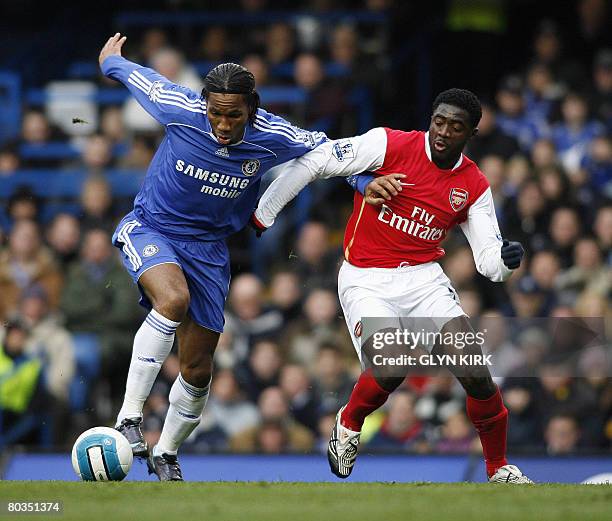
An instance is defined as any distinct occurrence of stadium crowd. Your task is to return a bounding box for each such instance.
[0,1,610,457]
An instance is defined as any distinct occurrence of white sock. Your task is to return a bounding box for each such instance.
[155,373,210,456]
[115,309,180,426]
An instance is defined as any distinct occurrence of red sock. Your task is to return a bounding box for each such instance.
[466,387,508,478]
[340,369,391,431]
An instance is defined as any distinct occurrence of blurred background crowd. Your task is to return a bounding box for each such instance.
[0,0,610,457]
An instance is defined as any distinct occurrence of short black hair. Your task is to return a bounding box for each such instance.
[202,63,260,124]
[432,88,482,129]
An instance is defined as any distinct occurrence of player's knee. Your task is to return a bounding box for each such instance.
[155,289,190,321]
[460,376,496,400]
[181,365,212,389]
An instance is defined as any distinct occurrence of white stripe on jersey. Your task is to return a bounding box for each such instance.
[129,72,206,114]
[255,115,301,138]
[133,69,205,108]
[253,123,304,144]
[118,220,142,271]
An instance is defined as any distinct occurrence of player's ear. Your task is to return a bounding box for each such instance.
[471,127,479,138]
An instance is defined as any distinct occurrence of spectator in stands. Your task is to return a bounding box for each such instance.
[544,415,581,454]
[235,339,283,402]
[122,47,203,133]
[6,185,41,224]
[60,228,142,399]
[0,219,62,321]
[314,342,355,415]
[100,106,126,145]
[230,386,313,452]
[0,145,20,174]
[434,411,479,454]
[78,175,116,233]
[45,213,81,272]
[529,249,561,295]
[556,237,610,299]
[581,135,612,196]
[531,138,559,170]
[187,369,259,451]
[268,270,303,325]
[18,110,67,168]
[279,364,320,433]
[413,375,464,427]
[552,92,605,175]
[21,285,75,407]
[593,205,612,262]
[79,133,114,172]
[0,318,48,449]
[224,273,284,362]
[367,390,428,451]
[524,62,562,123]
[293,53,350,135]
[117,135,156,169]
[290,221,338,290]
[508,276,549,318]
[196,26,232,63]
[590,48,612,131]
[495,75,549,152]
[265,23,296,67]
[282,288,348,369]
[538,166,573,211]
[465,102,519,163]
[137,28,169,65]
[503,179,549,254]
[477,155,506,206]
[549,207,581,268]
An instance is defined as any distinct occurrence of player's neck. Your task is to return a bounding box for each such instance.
[433,154,461,170]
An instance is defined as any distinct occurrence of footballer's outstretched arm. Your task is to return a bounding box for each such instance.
[254,128,387,227]
[459,188,520,282]
[99,33,204,126]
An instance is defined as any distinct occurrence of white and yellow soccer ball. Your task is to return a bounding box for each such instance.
[71,427,133,481]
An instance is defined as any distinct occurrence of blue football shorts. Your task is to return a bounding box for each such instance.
[112,212,230,333]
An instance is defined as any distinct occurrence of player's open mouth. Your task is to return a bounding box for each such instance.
[433,141,447,152]
[217,135,231,144]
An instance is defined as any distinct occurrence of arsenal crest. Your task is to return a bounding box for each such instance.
[449,188,469,212]
[242,159,260,176]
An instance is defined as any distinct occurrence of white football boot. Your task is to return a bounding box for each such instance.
[488,464,534,484]
[327,406,361,478]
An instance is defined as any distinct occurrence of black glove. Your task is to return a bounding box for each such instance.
[249,213,267,238]
[501,239,524,269]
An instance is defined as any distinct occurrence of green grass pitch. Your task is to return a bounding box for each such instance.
[1,482,611,521]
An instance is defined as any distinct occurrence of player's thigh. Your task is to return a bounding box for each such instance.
[338,264,400,363]
[405,263,466,337]
[174,239,230,335]
[113,214,189,317]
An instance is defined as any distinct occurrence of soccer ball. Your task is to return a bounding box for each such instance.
[71,426,133,481]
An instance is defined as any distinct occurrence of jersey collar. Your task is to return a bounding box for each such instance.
[424,131,463,171]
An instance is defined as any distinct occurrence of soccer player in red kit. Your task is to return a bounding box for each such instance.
[252,89,532,483]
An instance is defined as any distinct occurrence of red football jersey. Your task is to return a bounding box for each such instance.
[343,129,490,268]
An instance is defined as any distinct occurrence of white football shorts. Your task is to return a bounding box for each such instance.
[338,260,466,361]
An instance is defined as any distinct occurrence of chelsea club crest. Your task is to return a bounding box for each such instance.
[143,244,159,257]
[241,159,260,176]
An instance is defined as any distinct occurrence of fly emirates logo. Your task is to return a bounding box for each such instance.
[377,204,445,241]
[175,159,250,199]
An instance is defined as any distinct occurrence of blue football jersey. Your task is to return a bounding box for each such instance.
[101,56,327,241]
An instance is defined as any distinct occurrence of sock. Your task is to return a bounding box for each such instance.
[340,369,391,431]
[116,309,180,426]
[466,386,508,478]
[155,373,210,456]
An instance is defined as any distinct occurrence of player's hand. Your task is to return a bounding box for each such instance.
[364,173,406,205]
[249,213,267,238]
[501,239,524,269]
[99,33,127,67]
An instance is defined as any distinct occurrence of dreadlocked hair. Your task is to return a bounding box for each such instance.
[201,63,260,124]
[432,88,482,128]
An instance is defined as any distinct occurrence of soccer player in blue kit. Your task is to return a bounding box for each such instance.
[98,33,329,480]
